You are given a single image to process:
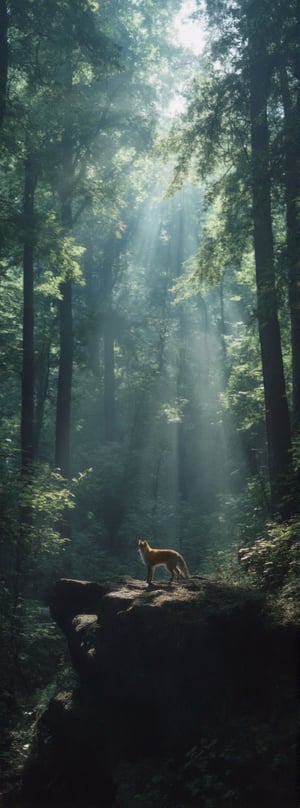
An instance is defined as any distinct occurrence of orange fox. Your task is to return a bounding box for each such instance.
[138,539,189,585]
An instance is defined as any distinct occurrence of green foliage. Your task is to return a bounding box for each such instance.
[181,740,239,805]
[178,716,295,807]
[238,517,300,593]
[36,233,85,299]
[0,598,76,796]
[0,452,77,738]
[0,458,75,561]
[131,717,295,807]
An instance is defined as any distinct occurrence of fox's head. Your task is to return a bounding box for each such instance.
[138,540,151,555]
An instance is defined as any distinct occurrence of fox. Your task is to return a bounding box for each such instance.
[138,539,189,585]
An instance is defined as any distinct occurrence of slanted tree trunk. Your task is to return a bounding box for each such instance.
[247,12,294,517]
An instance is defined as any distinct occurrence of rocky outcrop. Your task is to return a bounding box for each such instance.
[22,576,297,807]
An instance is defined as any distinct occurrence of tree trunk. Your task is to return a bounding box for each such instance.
[20,155,37,588]
[175,205,189,506]
[103,257,116,442]
[55,278,73,478]
[55,132,73,479]
[279,61,300,435]
[247,15,294,517]
[21,155,37,473]
[34,332,51,455]
[0,0,8,126]
[84,241,102,379]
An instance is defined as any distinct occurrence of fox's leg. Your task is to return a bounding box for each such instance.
[147,564,153,584]
[167,561,175,583]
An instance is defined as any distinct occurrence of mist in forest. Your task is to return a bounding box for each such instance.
[69,175,250,578]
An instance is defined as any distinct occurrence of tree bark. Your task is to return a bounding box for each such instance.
[34,332,51,454]
[175,205,189,507]
[55,279,73,478]
[279,61,300,435]
[247,13,294,517]
[84,241,102,379]
[21,155,37,473]
[20,155,37,580]
[103,256,116,442]
[55,131,73,479]
[0,0,8,126]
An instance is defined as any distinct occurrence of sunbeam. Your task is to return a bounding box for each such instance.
[172,0,206,55]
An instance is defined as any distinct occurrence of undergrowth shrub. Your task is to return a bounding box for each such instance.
[238,517,300,592]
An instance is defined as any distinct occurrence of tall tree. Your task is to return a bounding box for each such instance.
[166,0,297,515]
[103,245,117,444]
[0,0,8,126]
[21,153,38,473]
[247,0,293,516]
[45,1,120,476]
[276,0,300,434]
[55,126,74,478]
